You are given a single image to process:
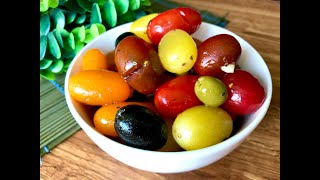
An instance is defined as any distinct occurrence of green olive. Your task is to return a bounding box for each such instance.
[194,76,228,107]
[172,105,233,151]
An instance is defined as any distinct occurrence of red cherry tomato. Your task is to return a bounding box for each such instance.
[154,74,203,119]
[147,7,202,45]
[221,69,265,115]
[194,34,241,77]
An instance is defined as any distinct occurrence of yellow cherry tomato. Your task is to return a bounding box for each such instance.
[172,105,233,151]
[130,13,158,43]
[158,29,197,74]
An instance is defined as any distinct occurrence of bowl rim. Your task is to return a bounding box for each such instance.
[64,22,273,157]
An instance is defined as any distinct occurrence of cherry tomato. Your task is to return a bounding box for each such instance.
[115,32,134,48]
[194,34,241,77]
[158,29,197,74]
[68,69,131,106]
[114,35,166,95]
[147,7,202,45]
[221,69,265,115]
[130,13,159,43]
[81,49,108,71]
[154,74,203,119]
[172,105,233,151]
[93,101,156,137]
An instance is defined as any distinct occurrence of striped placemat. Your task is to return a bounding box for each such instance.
[40,74,80,157]
[40,0,229,158]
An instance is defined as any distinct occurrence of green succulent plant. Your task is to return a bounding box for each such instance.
[40,0,152,80]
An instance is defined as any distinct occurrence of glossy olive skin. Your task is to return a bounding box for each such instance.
[114,105,168,150]
[194,34,241,77]
[115,35,166,95]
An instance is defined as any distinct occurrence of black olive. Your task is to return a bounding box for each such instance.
[114,105,168,150]
[115,32,135,48]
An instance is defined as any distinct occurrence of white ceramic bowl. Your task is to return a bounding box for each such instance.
[65,22,272,173]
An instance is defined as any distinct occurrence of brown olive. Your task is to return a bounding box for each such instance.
[114,35,166,95]
[194,34,241,77]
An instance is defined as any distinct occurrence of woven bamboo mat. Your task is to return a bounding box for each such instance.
[40,0,229,158]
[40,74,80,157]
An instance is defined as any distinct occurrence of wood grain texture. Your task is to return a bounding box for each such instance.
[40,0,280,179]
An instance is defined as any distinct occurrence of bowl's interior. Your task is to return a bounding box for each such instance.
[65,22,272,154]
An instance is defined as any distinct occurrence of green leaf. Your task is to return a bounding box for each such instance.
[90,3,102,24]
[76,0,93,12]
[40,14,50,36]
[49,8,65,29]
[49,60,64,73]
[62,59,73,72]
[129,0,139,11]
[75,40,84,54]
[134,9,146,19]
[68,32,75,50]
[112,0,129,15]
[117,10,134,24]
[40,69,56,80]
[75,13,86,24]
[40,0,49,12]
[40,59,53,69]
[63,10,77,24]
[48,0,59,8]
[61,49,75,59]
[90,24,99,37]
[47,32,61,59]
[62,0,86,14]
[88,0,106,5]
[59,0,69,5]
[71,26,86,42]
[63,59,72,68]
[40,35,47,60]
[53,29,64,48]
[101,0,117,28]
[60,28,69,37]
[95,23,106,34]
[140,0,151,6]
[83,29,95,43]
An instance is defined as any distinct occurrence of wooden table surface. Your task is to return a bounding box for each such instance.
[40,0,280,179]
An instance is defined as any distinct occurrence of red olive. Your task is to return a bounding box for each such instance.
[194,34,241,77]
